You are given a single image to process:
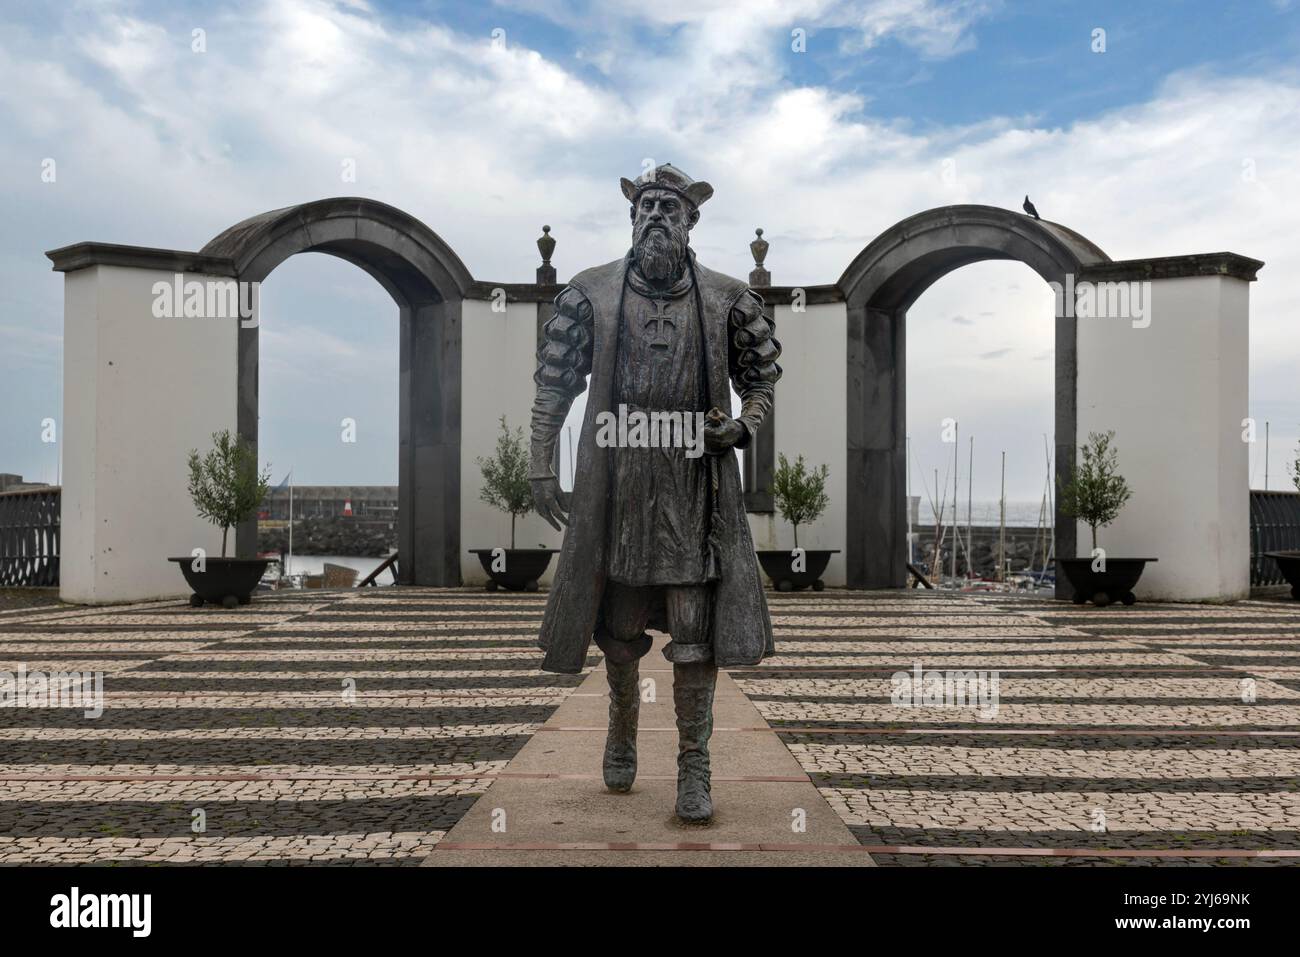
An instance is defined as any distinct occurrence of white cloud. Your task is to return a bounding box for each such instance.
[0,0,1297,491]
[847,0,999,58]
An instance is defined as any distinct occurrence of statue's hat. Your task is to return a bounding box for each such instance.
[620,163,714,209]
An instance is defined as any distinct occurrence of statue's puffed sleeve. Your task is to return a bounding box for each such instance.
[727,288,781,449]
[530,286,594,479]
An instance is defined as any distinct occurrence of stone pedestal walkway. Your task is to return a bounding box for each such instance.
[427,634,874,866]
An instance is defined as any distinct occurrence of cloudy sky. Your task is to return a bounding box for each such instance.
[2,0,1298,508]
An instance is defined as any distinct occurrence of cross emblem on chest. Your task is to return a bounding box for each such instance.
[642,299,678,351]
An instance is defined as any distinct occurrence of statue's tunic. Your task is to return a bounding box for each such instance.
[608,270,710,585]
[530,252,782,674]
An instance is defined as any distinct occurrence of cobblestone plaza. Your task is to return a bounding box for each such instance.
[3,588,1298,866]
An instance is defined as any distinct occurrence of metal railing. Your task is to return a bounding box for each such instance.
[358,551,399,586]
[0,486,60,587]
[1250,489,1300,586]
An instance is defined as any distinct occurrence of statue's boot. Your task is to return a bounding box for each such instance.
[603,658,640,793]
[673,660,717,823]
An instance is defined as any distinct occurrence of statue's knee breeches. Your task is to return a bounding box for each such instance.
[661,584,713,664]
[597,582,713,664]
[595,582,654,663]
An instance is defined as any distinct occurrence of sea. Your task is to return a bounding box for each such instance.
[916,500,1048,529]
[280,554,397,585]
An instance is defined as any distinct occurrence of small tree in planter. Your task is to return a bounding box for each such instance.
[772,453,829,548]
[759,454,837,591]
[187,429,271,557]
[476,416,533,549]
[470,416,557,591]
[1056,430,1152,606]
[171,429,273,608]
[1057,430,1132,552]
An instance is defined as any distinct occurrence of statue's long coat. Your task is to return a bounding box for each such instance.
[537,257,776,674]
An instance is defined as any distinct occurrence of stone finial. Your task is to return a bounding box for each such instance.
[536,225,557,285]
[748,227,770,288]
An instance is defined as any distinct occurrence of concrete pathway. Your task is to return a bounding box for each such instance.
[425,636,875,866]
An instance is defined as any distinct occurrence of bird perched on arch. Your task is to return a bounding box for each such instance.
[1023,195,1041,220]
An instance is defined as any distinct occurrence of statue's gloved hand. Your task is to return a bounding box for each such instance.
[702,408,745,455]
[531,476,570,531]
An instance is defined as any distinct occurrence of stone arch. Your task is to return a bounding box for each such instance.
[837,204,1110,592]
[201,197,474,586]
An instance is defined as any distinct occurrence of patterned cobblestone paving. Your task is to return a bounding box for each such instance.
[0,589,588,866]
[5,588,1300,865]
[741,592,1300,866]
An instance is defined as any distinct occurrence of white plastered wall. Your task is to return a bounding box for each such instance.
[60,265,238,603]
[459,298,563,585]
[757,301,848,586]
[1074,274,1250,601]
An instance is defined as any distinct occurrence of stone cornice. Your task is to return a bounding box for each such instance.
[757,284,845,305]
[46,244,1265,292]
[460,281,846,304]
[465,280,564,302]
[1080,252,1263,283]
[45,242,237,276]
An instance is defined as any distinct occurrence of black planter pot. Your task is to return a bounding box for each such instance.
[756,549,840,592]
[168,557,270,608]
[1058,557,1157,606]
[469,548,559,592]
[1264,551,1300,599]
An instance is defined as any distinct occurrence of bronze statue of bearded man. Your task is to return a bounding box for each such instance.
[529,164,781,823]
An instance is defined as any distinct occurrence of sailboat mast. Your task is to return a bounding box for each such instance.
[966,436,973,580]
[1044,435,1055,575]
[906,436,913,567]
[998,451,1006,584]
[951,421,959,587]
[933,467,942,584]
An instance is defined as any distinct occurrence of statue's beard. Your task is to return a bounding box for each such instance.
[633,222,688,282]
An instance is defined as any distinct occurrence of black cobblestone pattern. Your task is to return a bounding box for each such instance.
[5,736,531,767]
[759,591,1300,866]
[131,657,593,673]
[848,825,1300,851]
[0,589,576,865]
[0,706,554,730]
[98,675,582,692]
[751,694,1295,706]
[778,731,1300,750]
[0,796,479,837]
[868,854,1291,867]
[814,774,1300,793]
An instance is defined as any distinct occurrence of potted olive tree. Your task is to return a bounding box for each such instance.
[757,453,839,591]
[469,416,558,591]
[1264,440,1300,599]
[169,429,272,608]
[1057,430,1155,606]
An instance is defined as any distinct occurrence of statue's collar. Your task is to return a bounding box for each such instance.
[623,249,695,299]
